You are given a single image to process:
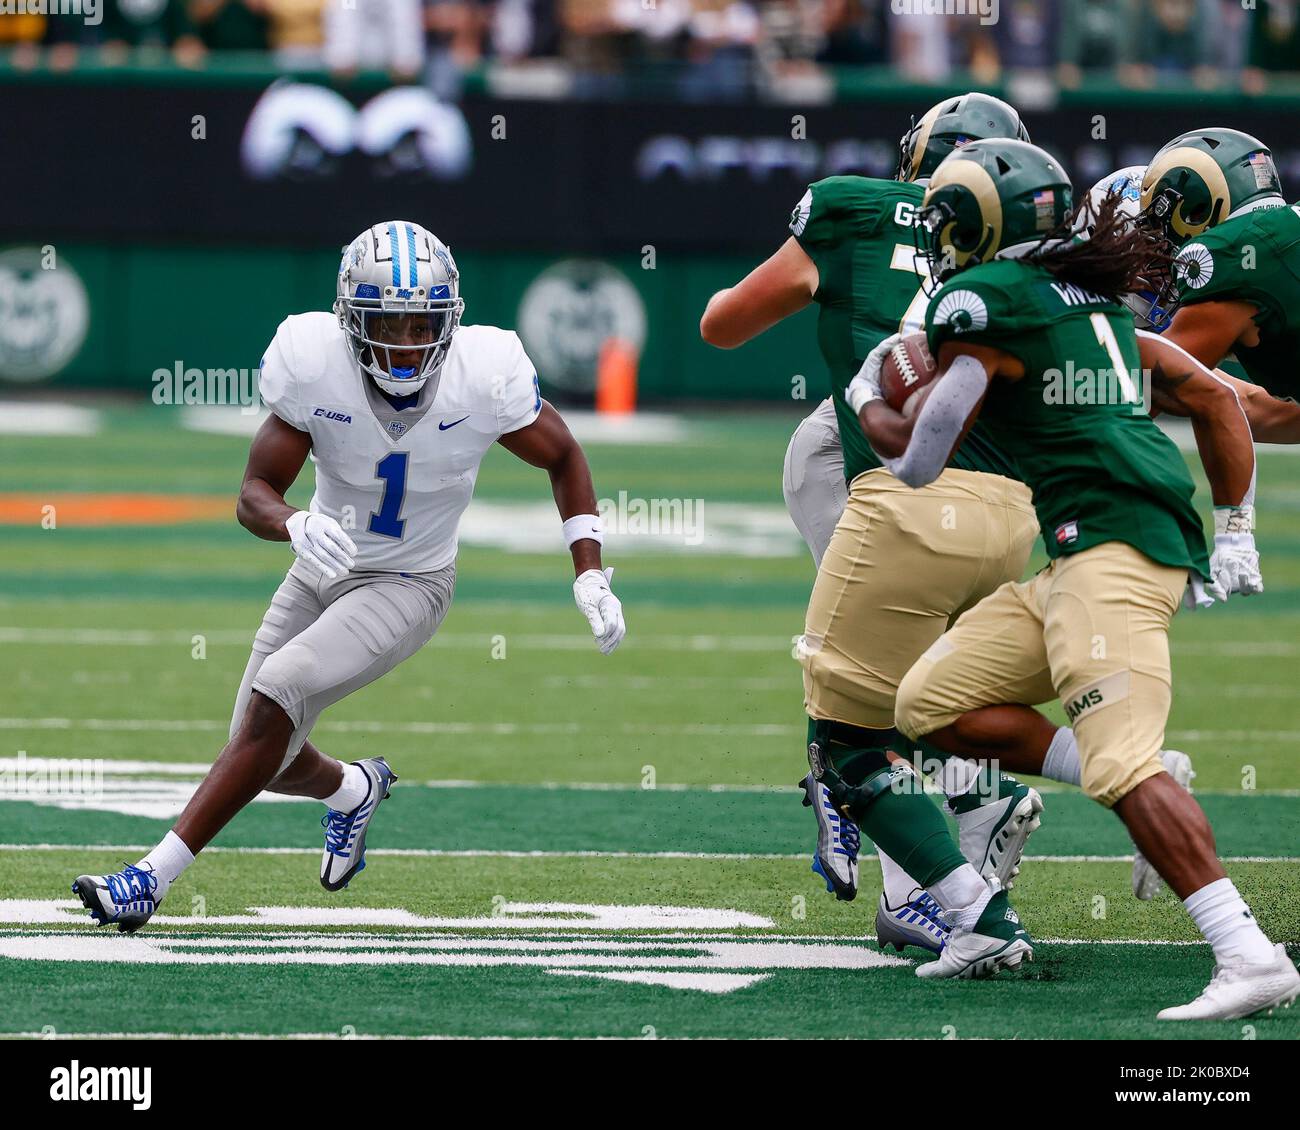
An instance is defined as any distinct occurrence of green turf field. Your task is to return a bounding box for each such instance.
[0,404,1296,1039]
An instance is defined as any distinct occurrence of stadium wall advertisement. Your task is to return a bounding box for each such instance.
[6,78,1300,399]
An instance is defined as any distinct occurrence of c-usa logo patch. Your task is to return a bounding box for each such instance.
[934,289,989,333]
[1175,243,1214,289]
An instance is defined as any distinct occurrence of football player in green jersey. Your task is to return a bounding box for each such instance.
[1140,127,1300,443]
[704,94,1054,976]
[859,137,1299,1016]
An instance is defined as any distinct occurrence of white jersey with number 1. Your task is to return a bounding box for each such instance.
[259,312,541,572]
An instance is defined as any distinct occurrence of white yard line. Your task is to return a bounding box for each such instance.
[1,755,1294,798]
[6,717,1300,757]
[8,627,1300,656]
[0,627,797,651]
[0,754,1289,795]
[0,717,795,739]
[0,843,1294,863]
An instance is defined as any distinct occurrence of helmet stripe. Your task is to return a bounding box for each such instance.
[387,221,401,287]
[405,223,418,287]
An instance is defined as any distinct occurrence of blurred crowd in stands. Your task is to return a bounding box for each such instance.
[1,0,1298,97]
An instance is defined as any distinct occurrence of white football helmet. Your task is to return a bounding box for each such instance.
[1078,166,1173,331]
[334,220,464,396]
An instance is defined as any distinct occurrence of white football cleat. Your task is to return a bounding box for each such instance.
[916,878,1034,980]
[1132,750,1196,900]
[320,757,398,891]
[948,776,1043,890]
[1157,945,1300,1021]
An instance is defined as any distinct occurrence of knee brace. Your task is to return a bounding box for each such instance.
[807,718,910,822]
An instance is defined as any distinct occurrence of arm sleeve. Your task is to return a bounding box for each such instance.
[496,332,544,435]
[258,321,307,429]
[882,353,991,488]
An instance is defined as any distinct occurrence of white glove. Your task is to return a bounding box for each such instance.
[1210,531,1263,597]
[846,333,901,414]
[1183,573,1223,610]
[285,510,357,580]
[573,567,625,654]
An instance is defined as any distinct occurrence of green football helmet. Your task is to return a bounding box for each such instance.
[1140,128,1283,245]
[897,92,1030,184]
[915,138,1073,283]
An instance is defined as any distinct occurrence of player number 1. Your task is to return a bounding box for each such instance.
[1090,312,1141,404]
[368,452,409,539]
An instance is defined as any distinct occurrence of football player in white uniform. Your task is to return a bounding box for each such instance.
[73,220,626,932]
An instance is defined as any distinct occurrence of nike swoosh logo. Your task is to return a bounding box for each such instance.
[438,416,470,431]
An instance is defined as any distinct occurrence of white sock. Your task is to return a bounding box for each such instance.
[1041,726,1082,786]
[135,830,194,899]
[928,863,990,929]
[323,762,369,813]
[877,850,922,907]
[937,757,982,799]
[1184,877,1275,965]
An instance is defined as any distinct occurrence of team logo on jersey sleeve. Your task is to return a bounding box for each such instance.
[934,290,989,333]
[789,190,812,237]
[1174,243,1214,290]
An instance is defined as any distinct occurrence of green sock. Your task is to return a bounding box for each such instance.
[852,765,968,890]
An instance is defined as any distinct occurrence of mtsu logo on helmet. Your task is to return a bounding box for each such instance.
[334,221,465,397]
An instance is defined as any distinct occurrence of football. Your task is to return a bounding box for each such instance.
[880,332,940,415]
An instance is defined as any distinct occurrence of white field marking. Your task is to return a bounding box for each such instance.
[0,758,1293,801]
[0,759,313,819]
[0,900,774,931]
[11,716,1300,752]
[0,717,799,739]
[0,758,213,775]
[2,1031,667,1041]
[0,402,100,436]
[182,407,692,446]
[12,624,1300,658]
[460,501,802,557]
[0,928,1232,947]
[547,971,768,993]
[2,845,1294,864]
[1171,641,1300,657]
[413,778,793,793]
[0,902,911,994]
[0,627,795,652]
[542,674,792,691]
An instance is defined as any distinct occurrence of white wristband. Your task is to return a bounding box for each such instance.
[846,375,880,415]
[563,513,604,547]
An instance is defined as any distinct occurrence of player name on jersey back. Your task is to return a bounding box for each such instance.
[260,313,541,573]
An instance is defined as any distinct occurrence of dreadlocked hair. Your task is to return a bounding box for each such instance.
[1020,191,1173,300]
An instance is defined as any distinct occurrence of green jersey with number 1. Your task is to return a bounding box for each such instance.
[925,258,1210,579]
[790,175,1020,485]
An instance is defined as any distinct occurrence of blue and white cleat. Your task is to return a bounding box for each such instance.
[800,772,860,901]
[875,890,951,955]
[72,863,162,934]
[320,757,398,891]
